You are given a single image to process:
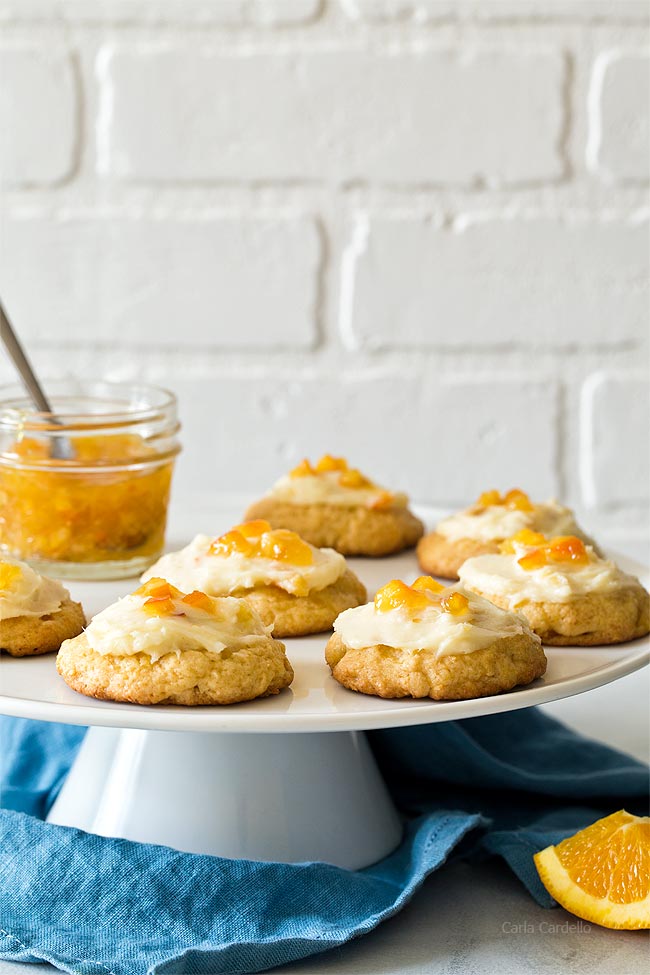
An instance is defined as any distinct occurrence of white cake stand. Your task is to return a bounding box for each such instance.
[1,505,648,869]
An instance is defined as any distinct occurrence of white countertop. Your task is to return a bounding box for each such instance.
[1,524,648,975]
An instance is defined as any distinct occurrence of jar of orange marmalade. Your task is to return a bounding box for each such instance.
[0,381,180,579]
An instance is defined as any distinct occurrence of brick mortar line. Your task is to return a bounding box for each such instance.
[1,201,647,214]
[1,22,648,44]
[14,347,647,368]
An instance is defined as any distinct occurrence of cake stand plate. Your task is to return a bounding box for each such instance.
[1,505,648,868]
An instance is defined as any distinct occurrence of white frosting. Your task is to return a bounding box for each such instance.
[143,534,346,596]
[334,584,537,657]
[0,558,67,621]
[267,471,407,509]
[82,592,273,662]
[459,546,637,608]
[436,500,580,543]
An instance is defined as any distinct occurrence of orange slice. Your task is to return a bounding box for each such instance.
[534,810,650,930]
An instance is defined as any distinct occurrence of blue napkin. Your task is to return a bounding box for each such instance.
[1,709,647,975]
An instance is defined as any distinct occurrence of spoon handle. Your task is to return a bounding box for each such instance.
[0,300,53,413]
[0,299,74,459]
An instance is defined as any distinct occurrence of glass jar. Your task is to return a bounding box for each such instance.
[0,381,181,579]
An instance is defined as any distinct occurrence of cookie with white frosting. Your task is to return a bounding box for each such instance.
[245,455,424,557]
[417,489,597,580]
[57,578,293,705]
[325,575,546,701]
[0,557,85,657]
[459,531,649,646]
[143,521,366,637]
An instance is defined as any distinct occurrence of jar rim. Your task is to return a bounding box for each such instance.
[0,380,177,430]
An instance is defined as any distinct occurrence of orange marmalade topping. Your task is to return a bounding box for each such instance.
[375,580,429,614]
[290,458,316,478]
[412,575,446,595]
[499,529,547,554]
[547,535,590,564]
[0,434,174,565]
[476,488,534,512]
[374,577,469,617]
[287,454,396,503]
[440,592,470,615]
[209,522,314,566]
[0,561,22,590]
[500,533,590,572]
[339,468,373,489]
[315,454,348,473]
[237,520,272,538]
[135,577,216,617]
[518,549,548,572]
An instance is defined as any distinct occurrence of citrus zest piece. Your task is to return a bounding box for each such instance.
[513,529,547,547]
[476,488,533,511]
[547,535,589,565]
[339,468,373,489]
[233,520,272,538]
[503,488,534,511]
[518,549,547,571]
[509,533,590,571]
[315,454,348,473]
[500,528,547,554]
[142,595,177,617]
[290,577,310,598]
[374,578,451,615]
[259,529,313,566]
[136,578,184,616]
[289,458,315,478]
[534,810,650,930]
[478,489,501,507]
[440,591,470,615]
[374,579,428,614]
[412,576,445,595]
[135,577,182,600]
[0,562,22,590]
[210,525,313,566]
[181,590,215,614]
[209,530,255,558]
[368,489,395,509]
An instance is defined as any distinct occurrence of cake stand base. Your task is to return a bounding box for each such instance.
[46,726,403,870]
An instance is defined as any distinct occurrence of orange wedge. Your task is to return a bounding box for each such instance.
[534,810,650,930]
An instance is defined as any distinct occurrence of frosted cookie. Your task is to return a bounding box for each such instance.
[57,578,293,705]
[0,558,85,657]
[459,532,650,646]
[417,489,597,580]
[245,455,424,557]
[143,520,366,638]
[325,575,546,701]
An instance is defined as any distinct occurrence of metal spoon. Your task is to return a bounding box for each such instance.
[0,299,74,460]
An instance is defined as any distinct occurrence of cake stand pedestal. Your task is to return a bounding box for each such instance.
[47,727,402,868]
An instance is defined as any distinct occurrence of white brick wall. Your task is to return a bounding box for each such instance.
[0,45,78,185]
[0,0,648,544]
[581,373,650,508]
[99,46,566,185]
[172,372,559,502]
[0,213,321,348]
[342,213,648,349]
[588,50,650,181]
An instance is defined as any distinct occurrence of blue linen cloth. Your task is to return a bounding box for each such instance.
[1,709,648,975]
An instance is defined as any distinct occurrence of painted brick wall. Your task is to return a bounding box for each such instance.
[0,0,648,543]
